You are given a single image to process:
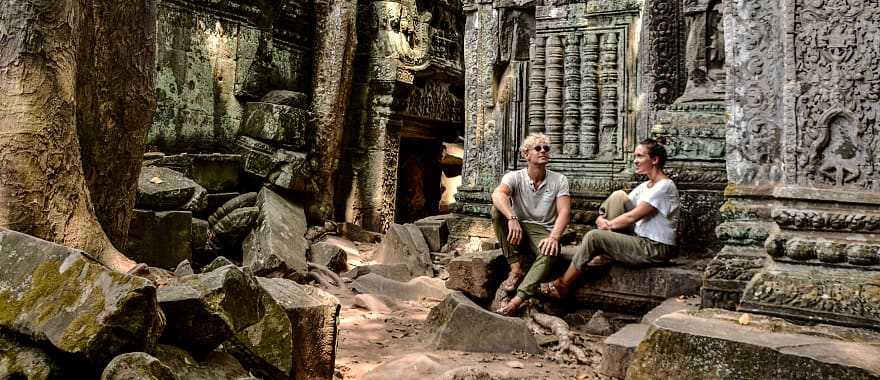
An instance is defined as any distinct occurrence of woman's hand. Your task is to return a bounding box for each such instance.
[596,215,611,230]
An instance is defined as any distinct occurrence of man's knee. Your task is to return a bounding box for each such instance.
[609,190,629,203]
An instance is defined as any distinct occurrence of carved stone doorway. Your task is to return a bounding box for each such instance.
[395,138,445,223]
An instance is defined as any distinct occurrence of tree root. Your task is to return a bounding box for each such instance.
[526,307,591,364]
[308,262,342,286]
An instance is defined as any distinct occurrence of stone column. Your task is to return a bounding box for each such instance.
[544,35,565,150]
[580,33,599,157]
[563,33,581,155]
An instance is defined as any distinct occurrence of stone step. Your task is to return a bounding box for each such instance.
[598,297,700,379]
[627,309,880,379]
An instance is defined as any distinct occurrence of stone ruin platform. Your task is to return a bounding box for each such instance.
[625,308,880,379]
[562,248,704,314]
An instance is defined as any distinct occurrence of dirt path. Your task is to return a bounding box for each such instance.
[328,285,608,380]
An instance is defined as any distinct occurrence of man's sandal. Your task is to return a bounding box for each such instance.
[538,280,568,300]
[501,271,525,292]
[495,302,522,317]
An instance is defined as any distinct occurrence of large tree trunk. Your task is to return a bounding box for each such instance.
[77,0,158,248]
[308,0,358,223]
[0,0,156,272]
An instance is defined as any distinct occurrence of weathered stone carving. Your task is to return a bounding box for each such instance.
[403,79,464,123]
[789,0,880,191]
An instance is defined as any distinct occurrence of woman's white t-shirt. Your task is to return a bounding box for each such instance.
[627,179,680,246]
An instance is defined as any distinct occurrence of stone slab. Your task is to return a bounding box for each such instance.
[599,323,651,379]
[242,187,309,281]
[240,102,309,148]
[641,297,700,325]
[158,265,264,355]
[228,277,340,380]
[154,345,257,380]
[126,209,192,270]
[0,229,163,365]
[351,273,451,301]
[310,240,349,273]
[444,249,508,299]
[136,166,207,212]
[425,292,539,354]
[376,223,433,277]
[627,309,880,380]
[0,333,64,379]
[573,264,703,314]
[414,215,451,252]
[101,352,176,380]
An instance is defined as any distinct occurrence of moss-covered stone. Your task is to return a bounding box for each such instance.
[0,230,163,367]
[101,352,176,380]
[0,333,64,379]
[157,265,263,355]
[226,278,340,380]
[627,309,880,379]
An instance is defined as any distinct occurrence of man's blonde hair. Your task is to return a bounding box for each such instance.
[520,133,551,159]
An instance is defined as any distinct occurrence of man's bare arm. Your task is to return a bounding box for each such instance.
[539,195,571,256]
[492,184,523,245]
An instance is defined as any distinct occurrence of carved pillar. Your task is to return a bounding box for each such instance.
[544,34,564,149]
[580,33,599,157]
[599,32,619,155]
[529,36,546,134]
[563,33,580,155]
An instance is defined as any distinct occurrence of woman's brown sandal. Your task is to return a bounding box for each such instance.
[538,279,568,300]
[501,271,525,292]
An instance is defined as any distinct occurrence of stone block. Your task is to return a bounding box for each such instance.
[200,256,236,273]
[343,264,414,282]
[242,187,309,281]
[363,353,445,380]
[598,323,651,379]
[445,249,508,299]
[0,229,163,365]
[0,333,65,379]
[147,153,241,192]
[154,345,257,380]
[126,209,192,270]
[240,102,309,148]
[267,149,310,192]
[191,217,209,252]
[228,278,340,380]
[415,215,451,252]
[188,153,241,192]
[573,264,703,314]
[310,241,348,273]
[340,222,382,243]
[376,223,433,277]
[260,90,308,108]
[158,265,264,355]
[641,297,700,325]
[237,136,277,178]
[351,274,451,301]
[136,166,207,212]
[101,352,176,380]
[627,309,880,380]
[425,292,539,354]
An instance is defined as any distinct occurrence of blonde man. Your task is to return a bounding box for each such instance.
[491,133,572,315]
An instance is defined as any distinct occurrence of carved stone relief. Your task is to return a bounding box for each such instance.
[788,0,880,191]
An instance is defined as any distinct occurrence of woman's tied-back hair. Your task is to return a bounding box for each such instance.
[520,133,551,159]
[639,138,668,169]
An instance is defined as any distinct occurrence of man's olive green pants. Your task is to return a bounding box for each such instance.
[571,191,676,270]
[491,208,559,300]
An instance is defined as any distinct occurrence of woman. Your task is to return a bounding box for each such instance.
[539,139,680,298]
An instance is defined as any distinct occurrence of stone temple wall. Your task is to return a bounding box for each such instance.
[704,0,880,330]
[455,0,729,255]
[148,0,313,153]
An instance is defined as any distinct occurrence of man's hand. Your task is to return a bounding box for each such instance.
[538,236,560,256]
[596,215,611,230]
[507,219,523,245]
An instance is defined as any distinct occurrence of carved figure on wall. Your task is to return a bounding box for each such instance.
[679,0,725,103]
[371,1,432,66]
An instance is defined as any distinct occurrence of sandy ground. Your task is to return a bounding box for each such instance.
[327,284,611,380]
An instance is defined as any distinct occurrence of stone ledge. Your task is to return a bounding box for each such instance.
[627,309,880,380]
[573,264,703,313]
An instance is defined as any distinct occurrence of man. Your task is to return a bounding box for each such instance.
[491,133,571,315]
